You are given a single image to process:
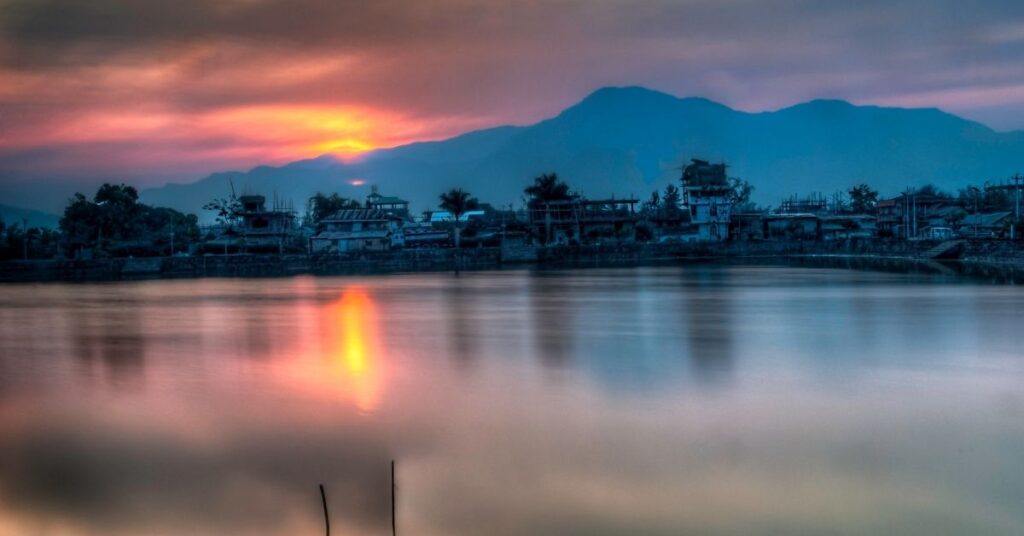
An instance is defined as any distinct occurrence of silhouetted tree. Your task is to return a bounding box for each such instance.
[662,184,682,217]
[203,196,242,227]
[307,192,360,227]
[61,183,198,257]
[729,177,754,206]
[642,190,661,217]
[848,183,879,214]
[524,173,573,207]
[439,188,479,249]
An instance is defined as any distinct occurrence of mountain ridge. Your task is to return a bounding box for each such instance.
[17,86,1024,219]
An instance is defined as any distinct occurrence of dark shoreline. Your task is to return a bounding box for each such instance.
[2,239,1024,284]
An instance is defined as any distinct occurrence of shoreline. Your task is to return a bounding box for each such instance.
[2,240,1024,284]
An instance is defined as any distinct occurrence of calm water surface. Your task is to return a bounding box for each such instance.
[1,265,1023,535]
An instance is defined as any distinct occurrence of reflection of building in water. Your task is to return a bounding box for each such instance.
[446,281,480,370]
[69,298,147,388]
[529,274,575,368]
[681,268,735,384]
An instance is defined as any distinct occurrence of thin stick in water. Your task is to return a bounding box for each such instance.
[391,460,396,536]
[319,483,330,536]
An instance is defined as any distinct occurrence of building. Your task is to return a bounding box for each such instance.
[311,208,403,253]
[764,213,820,239]
[365,189,410,219]
[876,192,956,239]
[208,194,297,253]
[959,212,1012,239]
[730,213,766,241]
[777,193,829,215]
[527,197,639,245]
[820,215,877,241]
[681,159,732,241]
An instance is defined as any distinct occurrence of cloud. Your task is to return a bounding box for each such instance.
[0,0,1023,186]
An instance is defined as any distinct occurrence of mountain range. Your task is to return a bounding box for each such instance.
[5,86,1024,223]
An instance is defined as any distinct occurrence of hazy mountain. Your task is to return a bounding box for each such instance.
[0,204,60,229]
[130,86,1023,218]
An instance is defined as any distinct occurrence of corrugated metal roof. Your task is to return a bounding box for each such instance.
[313,230,390,240]
[961,212,1012,227]
[322,208,393,222]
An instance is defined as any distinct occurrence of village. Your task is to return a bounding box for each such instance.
[1,159,1023,271]
[152,159,1024,255]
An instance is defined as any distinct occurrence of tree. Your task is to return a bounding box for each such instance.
[641,190,661,217]
[662,184,682,216]
[439,188,479,249]
[60,184,199,257]
[916,183,951,199]
[524,173,573,207]
[60,193,104,254]
[307,192,361,227]
[848,183,879,214]
[729,177,754,206]
[203,196,243,227]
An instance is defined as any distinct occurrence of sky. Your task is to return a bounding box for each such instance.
[1,0,1023,188]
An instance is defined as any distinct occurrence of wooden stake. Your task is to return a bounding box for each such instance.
[391,460,397,536]
[319,484,330,536]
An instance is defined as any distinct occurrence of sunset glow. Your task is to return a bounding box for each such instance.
[322,287,385,413]
[2,0,1022,190]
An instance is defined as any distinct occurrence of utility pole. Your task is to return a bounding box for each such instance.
[1013,174,1022,240]
[21,217,28,260]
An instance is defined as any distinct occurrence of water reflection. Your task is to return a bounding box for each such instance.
[69,296,147,389]
[681,267,735,385]
[0,265,1023,535]
[529,273,576,369]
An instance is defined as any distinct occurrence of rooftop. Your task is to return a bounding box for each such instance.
[322,208,397,222]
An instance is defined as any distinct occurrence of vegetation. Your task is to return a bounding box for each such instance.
[60,183,199,257]
[307,192,361,227]
[642,190,661,217]
[439,188,479,248]
[202,195,243,228]
[662,184,682,217]
[524,173,574,207]
[0,220,61,260]
[848,184,879,213]
[729,177,754,206]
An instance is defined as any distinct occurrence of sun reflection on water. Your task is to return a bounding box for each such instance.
[330,287,382,413]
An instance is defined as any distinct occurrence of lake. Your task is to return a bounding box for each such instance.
[1,265,1023,535]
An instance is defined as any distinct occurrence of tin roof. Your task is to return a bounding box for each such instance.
[322,208,395,222]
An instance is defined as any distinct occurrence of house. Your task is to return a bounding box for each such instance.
[876,192,955,239]
[959,212,1012,239]
[681,159,732,241]
[404,225,451,248]
[311,208,403,253]
[820,215,877,240]
[730,213,766,241]
[365,189,410,219]
[764,213,820,239]
[527,197,639,245]
[207,194,296,253]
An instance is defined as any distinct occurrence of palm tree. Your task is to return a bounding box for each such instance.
[524,173,572,207]
[439,188,479,249]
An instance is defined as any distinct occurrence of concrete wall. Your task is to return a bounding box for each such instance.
[3,239,1023,283]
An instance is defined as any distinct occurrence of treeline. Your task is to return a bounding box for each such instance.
[0,183,201,260]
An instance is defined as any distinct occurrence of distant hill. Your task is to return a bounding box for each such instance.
[138,86,1023,218]
[0,204,60,229]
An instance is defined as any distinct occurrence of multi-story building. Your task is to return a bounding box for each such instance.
[681,159,732,241]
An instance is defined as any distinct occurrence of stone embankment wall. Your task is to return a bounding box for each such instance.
[2,239,1022,283]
